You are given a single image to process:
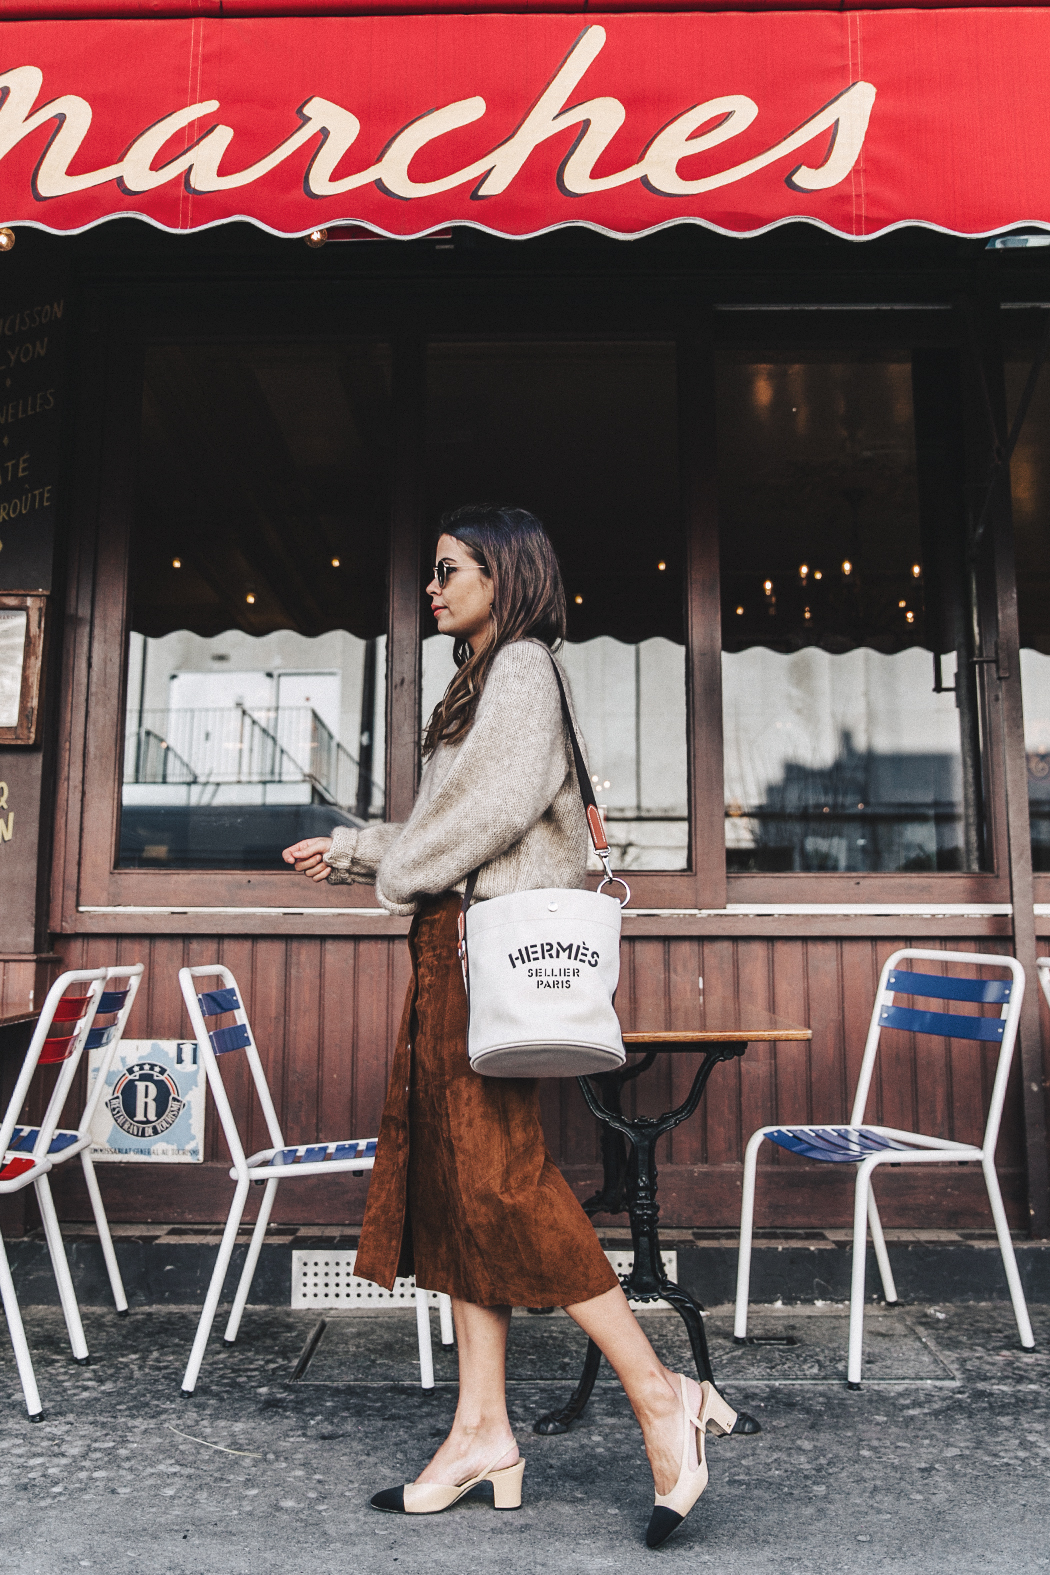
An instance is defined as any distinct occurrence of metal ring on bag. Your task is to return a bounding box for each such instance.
[597,873,631,907]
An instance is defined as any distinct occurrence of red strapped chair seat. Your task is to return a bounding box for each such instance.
[1,965,143,1420]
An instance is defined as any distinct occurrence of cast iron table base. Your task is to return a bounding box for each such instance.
[534,1042,761,1437]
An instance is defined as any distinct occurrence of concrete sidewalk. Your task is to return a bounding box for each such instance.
[0,1301,1047,1575]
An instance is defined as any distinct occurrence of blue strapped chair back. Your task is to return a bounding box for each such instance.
[0,962,144,1420]
[178,965,447,1399]
[734,948,1035,1389]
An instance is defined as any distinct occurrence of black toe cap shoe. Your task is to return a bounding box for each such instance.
[370,1485,406,1513]
[645,1506,684,1549]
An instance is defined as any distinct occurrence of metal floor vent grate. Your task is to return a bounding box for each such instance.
[292,1250,447,1310]
[606,1250,678,1311]
[292,1248,679,1310]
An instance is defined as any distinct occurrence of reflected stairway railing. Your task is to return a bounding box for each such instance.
[123,704,380,817]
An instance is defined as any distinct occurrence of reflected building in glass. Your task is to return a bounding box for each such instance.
[718,349,987,876]
[119,342,391,869]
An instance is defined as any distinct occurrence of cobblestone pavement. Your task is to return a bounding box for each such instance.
[0,1302,1047,1575]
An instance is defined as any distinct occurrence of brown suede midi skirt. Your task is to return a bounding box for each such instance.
[353,892,618,1308]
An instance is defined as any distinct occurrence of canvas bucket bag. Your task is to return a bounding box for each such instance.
[457,654,630,1078]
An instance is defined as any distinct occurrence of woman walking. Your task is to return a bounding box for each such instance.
[282,505,734,1548]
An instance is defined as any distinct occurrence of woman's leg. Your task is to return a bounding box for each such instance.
[416,1299,520,1485]
[565,1284,706,1496]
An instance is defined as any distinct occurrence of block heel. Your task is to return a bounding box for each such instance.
[490,1458,525,1509]
[702,1387,737,1437]
[371,1452,524,1515]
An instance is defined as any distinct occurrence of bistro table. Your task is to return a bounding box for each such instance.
[534,1011,812,1438]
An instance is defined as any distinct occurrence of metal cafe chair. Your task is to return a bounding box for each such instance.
[734,949,1035,1388]
[0,963,144,1419]
[178,965,451,1398]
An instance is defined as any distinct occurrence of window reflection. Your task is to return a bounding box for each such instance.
[719,347,986,874]
[425,342,687,871]
[1007,336,1050,869]
[120,342,391,870]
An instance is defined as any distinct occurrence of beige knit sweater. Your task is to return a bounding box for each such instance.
[324,638,588,916]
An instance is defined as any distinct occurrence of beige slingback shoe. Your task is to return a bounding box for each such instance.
[645,1376,736,1549]
[371,1453,525,1515]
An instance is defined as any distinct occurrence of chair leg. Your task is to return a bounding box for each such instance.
[34,1175,89,1363]
[848,1161,875,1389]
[80,1154,128,1315]
[733,1131,763,1341]
[223,1179,277,1346]
[181,1179,250,1396]
[415,1284,435,1390]
[867,1188,898,1306]
[438,1293,455,1346]
[0,1230,43,1419]
[983,1158,1035,1349]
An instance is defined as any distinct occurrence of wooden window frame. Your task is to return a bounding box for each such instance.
[53,291,416,936]
[716,307,1013,910]
[53,284,723,933]
[1002,304,1050,916]
[51,280,1015,938]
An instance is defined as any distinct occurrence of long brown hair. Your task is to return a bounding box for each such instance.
[423,505,567,755]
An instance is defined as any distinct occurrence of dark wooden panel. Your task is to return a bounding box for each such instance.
[319,933,358,1152]
[48,1155,1029,1233]
[734,939,774,1169]
[698,938,741,1169]
[43,930,1031,1232]
[589,1160,1028,1232]
[667,937,703,1167]
[806,940,847,1123]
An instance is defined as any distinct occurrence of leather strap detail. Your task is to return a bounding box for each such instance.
[586,803,609,855]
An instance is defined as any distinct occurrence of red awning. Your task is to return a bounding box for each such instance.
[0,11,1048,241]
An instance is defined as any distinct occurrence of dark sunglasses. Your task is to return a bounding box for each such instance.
[431,558,488,590]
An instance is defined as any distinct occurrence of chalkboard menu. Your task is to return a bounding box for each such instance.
[0,291,66,593]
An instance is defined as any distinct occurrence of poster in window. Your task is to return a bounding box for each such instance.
[0,609,26,727]
[0,593,45,743]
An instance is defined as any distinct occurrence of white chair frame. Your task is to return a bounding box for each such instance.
[0,963,143,1419]
[178,965,452,1397]
[1034,954,1050,1028]
[734,948,1035,1388]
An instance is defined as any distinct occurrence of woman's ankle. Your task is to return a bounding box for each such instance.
[440,1419,517,1462]
[629,1366,681,1434]
[417,1422,518,1483]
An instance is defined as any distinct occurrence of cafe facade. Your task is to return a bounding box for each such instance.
[1,0,1050,1243]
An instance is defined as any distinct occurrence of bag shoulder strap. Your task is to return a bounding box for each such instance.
[545,654,611,865]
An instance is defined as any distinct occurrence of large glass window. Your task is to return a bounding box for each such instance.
[718,341,987,874]
[119,342,391,870]
[424,342,687,871]
[1007,331,1050,869]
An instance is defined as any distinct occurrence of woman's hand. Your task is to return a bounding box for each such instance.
[282,836,333,883]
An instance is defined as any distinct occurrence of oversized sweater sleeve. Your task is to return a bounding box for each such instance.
[374,641,571,912]
[324,821,404,884]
